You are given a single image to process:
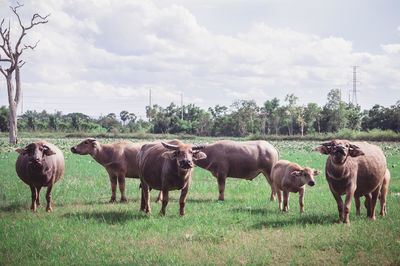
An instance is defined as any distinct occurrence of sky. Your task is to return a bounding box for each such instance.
[0,0,399,119]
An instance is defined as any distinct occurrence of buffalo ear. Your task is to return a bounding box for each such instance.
[43,145,56,156]
[314,145,330,155]
[313,169,321,176]
[290,170,302,177]
[161,151,176,160]
[88,139,97,148]
[193,151,207,161]
[349,144,364,157]
[15,148,25,154]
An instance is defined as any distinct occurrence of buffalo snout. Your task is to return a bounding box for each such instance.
[308,180,315,186]
[179,159,193,169]
[71,147,77,153]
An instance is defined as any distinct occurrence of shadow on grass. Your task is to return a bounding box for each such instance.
[232,206,338,228]
[62,210,149,224]
[231,207,274,215]
[250,213,338,229]
[0,202,28,212]
[187,198,219,203]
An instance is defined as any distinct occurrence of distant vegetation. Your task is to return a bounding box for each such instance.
[0,89,399,140]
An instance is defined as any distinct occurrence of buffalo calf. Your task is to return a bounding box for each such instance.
[271,160,319,213]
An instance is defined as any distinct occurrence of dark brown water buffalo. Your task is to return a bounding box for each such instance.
[194,140,279,201]
[71,138,144,203]
[315,139,387,224]
[16,141,65,212]
[138,140,206,216]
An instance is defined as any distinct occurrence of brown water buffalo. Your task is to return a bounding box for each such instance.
[138,140,206,216]
[315,140,387,224]
[271,160,319,213]
[71,138,143,203]
[16,141,65,212]
[194,140,279,201]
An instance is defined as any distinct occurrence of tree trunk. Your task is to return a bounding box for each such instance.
[300,122,304,137]
[8,104,18,144]
[7,75,18,144]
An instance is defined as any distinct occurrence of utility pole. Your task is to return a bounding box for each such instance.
[180,92,183,120]
[148,88,152,122]
[352,66,359,105]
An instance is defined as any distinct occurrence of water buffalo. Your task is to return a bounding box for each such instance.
[138,140,206,216]
[16,141,64,212]
[71,138,143,203]
[315,140,387,223]
[271,160,319,213]
[194,140,279,201]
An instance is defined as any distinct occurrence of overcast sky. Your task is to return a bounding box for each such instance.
[0,0,399,118]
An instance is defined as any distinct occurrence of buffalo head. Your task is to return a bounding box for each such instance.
[161,142,207,170]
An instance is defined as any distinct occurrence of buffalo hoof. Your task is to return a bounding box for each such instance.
[120,197,128,203]
[46,206,53,212]
[109,198,116,203]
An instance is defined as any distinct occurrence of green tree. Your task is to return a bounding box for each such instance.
[346,103,362,130]
[284,94,298,135]
[304,103,322,133]
[0,106,9,132]
[321,89,347,132]
[120,110,129,126]
[263,98,280,135]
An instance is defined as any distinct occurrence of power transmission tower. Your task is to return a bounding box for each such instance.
[180,92,183,120]
[148,88,152,122]
[352,66,359,105]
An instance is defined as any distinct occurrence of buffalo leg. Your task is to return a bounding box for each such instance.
[160,190,169,216]
[140,182,151,214]
[380,189,387,217]
[179,186,189,216]
[36,187,42,207]
[276,187,283,211]
[140,185,145,211]
[217,174,226,201]
[155,191,163,203]
[118,176,127,203]
[368,187,380,221]
[355,196,361,216]
[343,189,355,224]
[109,175,117,203]
[263,172,276,201]
[380,172,389,216]
[45,185,53,212]
[299,187,305,214]
[364,194,371,217]
[283,190,290,212]
[328,183,345,223]
[30,185,38,212]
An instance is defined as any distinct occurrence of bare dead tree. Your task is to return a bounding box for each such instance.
[0,2,49,144]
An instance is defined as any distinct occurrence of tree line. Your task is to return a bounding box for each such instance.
[0,89,399,137]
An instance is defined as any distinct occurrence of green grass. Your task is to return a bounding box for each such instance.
[1,138,399,265]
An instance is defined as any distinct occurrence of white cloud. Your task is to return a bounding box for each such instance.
[1,0,399,116]
[381,44,400,54]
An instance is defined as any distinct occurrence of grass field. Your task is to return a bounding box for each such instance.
[0,138,399,265]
